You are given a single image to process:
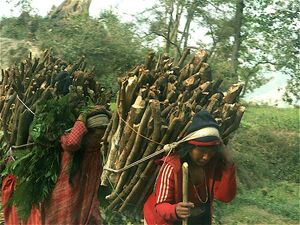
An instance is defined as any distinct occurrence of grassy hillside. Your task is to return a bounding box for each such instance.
[214,106,300,224]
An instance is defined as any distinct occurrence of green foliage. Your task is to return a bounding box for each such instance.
[242,0,299,104]
[6,0,34,14]
[139,0,298,102]
[0,17,29,40]
[283,78,300,105]
[2,95,78,220]
[232,106,299,184]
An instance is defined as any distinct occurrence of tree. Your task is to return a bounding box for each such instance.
[242,0,299,104]
[196,0,298,101]
[48,0,92,18]
[139,0,207,57]
[232,0,244,79]
[5,0,33,14]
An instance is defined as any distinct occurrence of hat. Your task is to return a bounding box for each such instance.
[186,111,220,146]
[87,114,109,129]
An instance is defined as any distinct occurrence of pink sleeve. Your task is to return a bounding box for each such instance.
[60,121,88,152]
[213,163,237,202]
[154,164,179,222]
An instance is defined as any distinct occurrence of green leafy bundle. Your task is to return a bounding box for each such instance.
[3,95,79,221]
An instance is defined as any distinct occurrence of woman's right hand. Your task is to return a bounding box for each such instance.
[77,113,87,124]
[175,202,194,219]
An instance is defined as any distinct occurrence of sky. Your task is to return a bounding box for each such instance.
[0,0,293,107]
[0,0,156,19]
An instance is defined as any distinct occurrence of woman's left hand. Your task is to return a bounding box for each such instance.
[219,141,234,167]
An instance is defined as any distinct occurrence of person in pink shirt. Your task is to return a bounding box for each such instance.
[41,106,110,225]
[144,111,237,225]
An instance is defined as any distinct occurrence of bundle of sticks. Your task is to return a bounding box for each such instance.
[0,49,112,154]
[101,48,245,213]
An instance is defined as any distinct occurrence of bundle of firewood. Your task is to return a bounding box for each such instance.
[101,49,245,212]
[0,49,112,153]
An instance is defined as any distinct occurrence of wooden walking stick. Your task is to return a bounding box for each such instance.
[182,162,188,225]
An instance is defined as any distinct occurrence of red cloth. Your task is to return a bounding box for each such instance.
[42,121,103,225]
[1,174,41,225]
[143,154,236,225]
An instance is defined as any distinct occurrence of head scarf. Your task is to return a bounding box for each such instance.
[163,111,221,151]
[86,114,109,129]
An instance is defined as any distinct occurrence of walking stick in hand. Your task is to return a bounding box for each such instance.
[182,162,188,225]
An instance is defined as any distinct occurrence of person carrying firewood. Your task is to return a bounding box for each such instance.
[41,106,110,225]
[143,111,237,225]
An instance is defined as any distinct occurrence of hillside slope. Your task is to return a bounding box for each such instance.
[214,106,299,224]
[0,37,41,69]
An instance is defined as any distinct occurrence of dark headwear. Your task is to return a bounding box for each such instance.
[55,71,71,95]
[186,111,220,146]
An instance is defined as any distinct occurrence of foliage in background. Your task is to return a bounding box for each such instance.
[243,0,299,105]
[135,0,298,104]
[5,0,34,15]
[0,10,148,92]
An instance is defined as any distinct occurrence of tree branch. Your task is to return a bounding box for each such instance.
[150,31,182,57]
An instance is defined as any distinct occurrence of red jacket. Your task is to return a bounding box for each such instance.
[1,175,41,225]
[143,154,236,225]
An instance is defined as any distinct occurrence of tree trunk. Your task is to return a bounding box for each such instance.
[171,2,184,58]
[232,0,244,81]
[49,0,92,18]
[165,0,175,54]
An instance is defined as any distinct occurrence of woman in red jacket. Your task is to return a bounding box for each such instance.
[143,111,237,225]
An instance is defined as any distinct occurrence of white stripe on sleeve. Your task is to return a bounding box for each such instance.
[157,164,173,203]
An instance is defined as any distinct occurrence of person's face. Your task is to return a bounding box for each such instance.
[189,146,218,167]
[86,128,106,148]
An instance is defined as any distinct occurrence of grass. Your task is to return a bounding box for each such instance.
[240,106,299,132]
[214,181,300,224]
[213,105,300,224]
